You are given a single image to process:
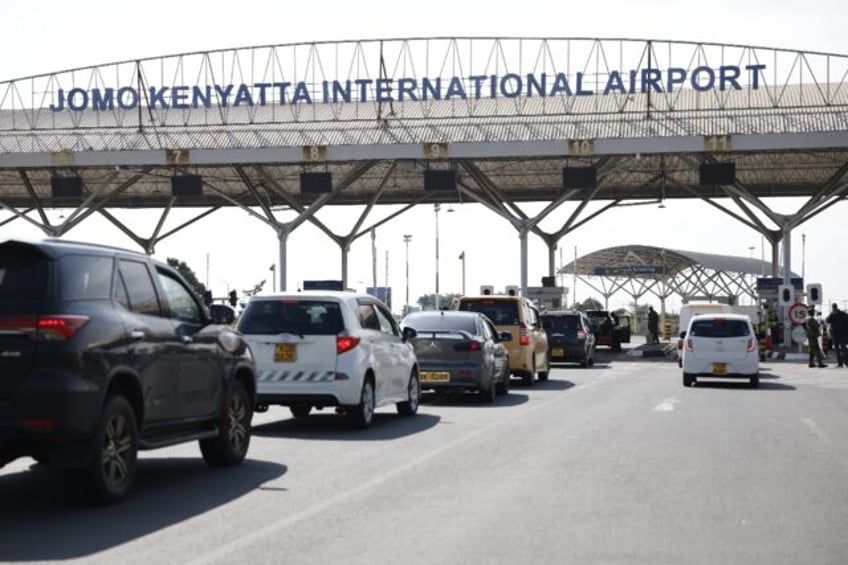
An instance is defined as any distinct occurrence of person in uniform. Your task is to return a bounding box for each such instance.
[804,307,827,368]
[647,306,659,345]
[826,303,848,368]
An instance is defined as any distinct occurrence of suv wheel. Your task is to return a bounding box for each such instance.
[397,370,420,416]
[290,403,312,418]
[347,378,375,429]
[88,395,138,505]
[200,380,252,467]
[537,358,549,381]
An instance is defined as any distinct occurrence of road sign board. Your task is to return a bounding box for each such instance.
[788,302,808,325]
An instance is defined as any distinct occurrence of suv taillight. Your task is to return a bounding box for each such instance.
[519,324,530,345]
[576,328,586,339]
[0,315,89,341]
[337,335,361,354]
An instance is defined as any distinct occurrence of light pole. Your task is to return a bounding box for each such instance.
[802,233,806,280]
[459,250,466,295]
[403,234,412,314]
[434,203,441,311]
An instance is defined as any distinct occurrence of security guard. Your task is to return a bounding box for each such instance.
[804,307,827,368]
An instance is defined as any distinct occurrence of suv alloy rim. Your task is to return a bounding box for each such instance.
[102,412,133,486]
[227,389,249,453]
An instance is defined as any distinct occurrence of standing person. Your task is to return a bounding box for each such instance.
[647,306,659,344]
[826,303,848,368]
[804,307,827,368]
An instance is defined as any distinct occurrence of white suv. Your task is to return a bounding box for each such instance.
[237,291,419,428]
[681,313,759,388]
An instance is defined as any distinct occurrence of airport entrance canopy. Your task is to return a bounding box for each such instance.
[558,244,800,309]
[1,37,847,297]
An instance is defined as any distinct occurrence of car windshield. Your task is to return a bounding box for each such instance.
[458,300,519,325]
[238,299,344,335]
[689,318,750,338]
[404,314,477,333]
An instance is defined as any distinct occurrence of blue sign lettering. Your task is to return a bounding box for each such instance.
[47,64,768,112]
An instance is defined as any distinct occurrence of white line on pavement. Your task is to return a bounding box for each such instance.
[800,417,833,445]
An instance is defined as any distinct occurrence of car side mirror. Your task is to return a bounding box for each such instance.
[402,326,417,342]
[498,331,513,342]
[679,331,687,339]
[209,304,235,325]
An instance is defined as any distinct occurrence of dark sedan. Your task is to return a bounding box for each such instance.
[541,310,596,367]
[401,311,511,402]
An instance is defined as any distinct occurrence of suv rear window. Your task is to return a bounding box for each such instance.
[239,300,344,335]
[689,318,750,338]
[542,315,579,331]
[458,300,519,325]
[58,255,114,300]
[0,251,47,304]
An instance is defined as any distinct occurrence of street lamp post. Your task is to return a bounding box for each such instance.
[434,203,441,311]
[403,234,412,315]
[459,250,466,295]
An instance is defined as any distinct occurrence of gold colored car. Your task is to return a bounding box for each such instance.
[454,294,549,385]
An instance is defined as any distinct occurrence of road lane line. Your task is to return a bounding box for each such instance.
[187,379,592,565]
[800,417,833,445]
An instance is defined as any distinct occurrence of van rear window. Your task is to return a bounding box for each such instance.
[458,300,519,325]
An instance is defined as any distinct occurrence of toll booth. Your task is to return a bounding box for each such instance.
[525,286,569,311]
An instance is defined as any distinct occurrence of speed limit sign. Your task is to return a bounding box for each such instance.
[788,302,808,326]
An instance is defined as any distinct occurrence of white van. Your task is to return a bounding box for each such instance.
[678,303,733,334]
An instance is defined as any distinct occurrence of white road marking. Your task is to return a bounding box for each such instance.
[654,398,678,412]
[801,417,833,445]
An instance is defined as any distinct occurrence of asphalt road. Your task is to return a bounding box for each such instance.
[2,350,848,564]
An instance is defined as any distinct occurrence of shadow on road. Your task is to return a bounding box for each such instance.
[0,457,286,561]
[422,391,530,408]
[252,411,441,441]
[692,380,796,391]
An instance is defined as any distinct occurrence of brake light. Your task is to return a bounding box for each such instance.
[336,335,360,354]
[746,338,756,353]
[519,324,530,346]
[0,315,89,341]
[454,341,481,352]
[22,418,55,431]
[576,328,586,339]
[685,339,693,352]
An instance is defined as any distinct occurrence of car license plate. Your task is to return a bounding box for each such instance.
[274,343,296,362]
[421,371,450,382]
[713,362,727,374]
[552,347,564,357]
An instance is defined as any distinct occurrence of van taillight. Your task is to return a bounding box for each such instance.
[746,338,756,353]
[685,339,693,352]
[519,324,530,345]
[0,315,89,341]
[337,335,361,354]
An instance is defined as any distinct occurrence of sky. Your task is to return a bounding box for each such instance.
[1,0,847,314]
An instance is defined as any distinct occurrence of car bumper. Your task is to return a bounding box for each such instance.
[549,344,588,362]
[419,365,488,392]
[682,358,759,377]
[255,370,362,406]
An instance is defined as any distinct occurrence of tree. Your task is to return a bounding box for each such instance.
[167,258,206,297]
[572,297,603,311]
[417,292,461,311]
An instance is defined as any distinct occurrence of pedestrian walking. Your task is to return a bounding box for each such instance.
[647,306,659,344]
[825,303,848,368]
[804,307,827,368]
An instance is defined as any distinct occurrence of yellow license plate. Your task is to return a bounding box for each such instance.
[421,371,450,382]
[274,343,296,362]
[713,362,727,374]
[552,347,564,357]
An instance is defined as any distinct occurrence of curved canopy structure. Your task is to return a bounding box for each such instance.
[559,244,800,307]
[0,37,846,305]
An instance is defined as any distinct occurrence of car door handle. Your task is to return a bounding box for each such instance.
[181,335,194,344]
[129,330,145,340]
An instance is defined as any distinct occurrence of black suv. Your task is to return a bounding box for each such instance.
[541,310,596,367]
[0,239,256,503]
